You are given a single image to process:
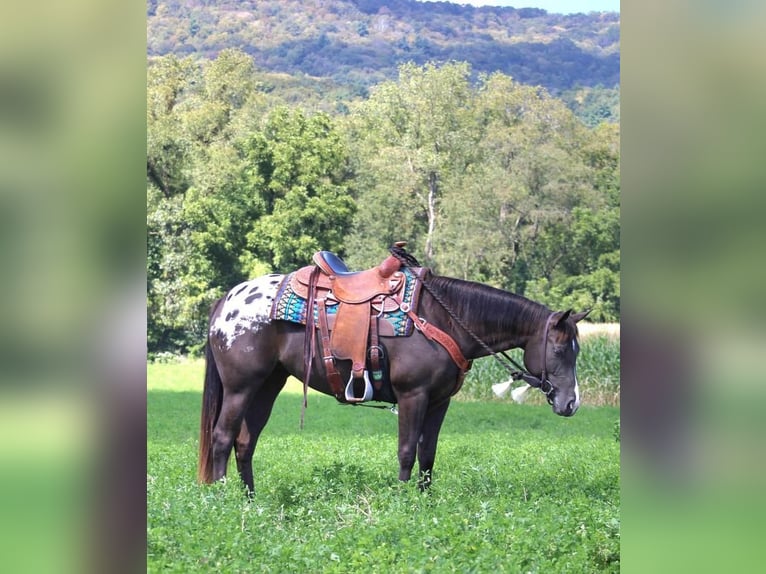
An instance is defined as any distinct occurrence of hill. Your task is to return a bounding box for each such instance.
[147,0,619,114]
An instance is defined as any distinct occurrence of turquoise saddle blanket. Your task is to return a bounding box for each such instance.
[270,266,422,337]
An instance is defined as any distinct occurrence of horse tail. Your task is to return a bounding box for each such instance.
[198,297,225,484]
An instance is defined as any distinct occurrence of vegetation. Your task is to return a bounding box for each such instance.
[147,0,619,124]
[147,6,621,569]
[561,85,620,128]
[147,53,620,354]
[147,361,620,572]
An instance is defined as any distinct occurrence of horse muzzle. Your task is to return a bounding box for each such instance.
[552,396,579,417]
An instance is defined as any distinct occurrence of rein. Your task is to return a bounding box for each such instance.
[301,267,321,429]
[414,270,556,405]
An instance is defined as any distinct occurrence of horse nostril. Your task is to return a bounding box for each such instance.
[565,399,576,416]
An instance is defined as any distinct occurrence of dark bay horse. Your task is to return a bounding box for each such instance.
[198,263,589,493]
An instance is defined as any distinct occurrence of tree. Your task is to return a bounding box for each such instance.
[344,61,479,268]
[246,107,355,271]
[343,63,620,320]
[523,123,620,319]
[147,51,268,353]
[146,55,197,197]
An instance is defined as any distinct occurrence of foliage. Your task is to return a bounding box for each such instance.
[147,53,355,353]
[146,0,620,123]
[561,85,621,128]
[345,64,620,317]
[147,52,620,354]
[147,365,620,573]
[245,108,356,270]
[523,123,620,320]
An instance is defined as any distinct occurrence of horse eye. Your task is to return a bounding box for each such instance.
[554,341,576,357]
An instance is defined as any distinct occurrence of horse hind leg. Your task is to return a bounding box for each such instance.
[234,422,255,496]
[210,388,256,484]
[234,370,288,495]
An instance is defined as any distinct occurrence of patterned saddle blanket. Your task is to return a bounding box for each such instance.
[270,266,424,337]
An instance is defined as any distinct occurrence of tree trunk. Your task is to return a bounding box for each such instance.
[425,171,437,263]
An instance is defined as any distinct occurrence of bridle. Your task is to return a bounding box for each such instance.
[416,270,558,404]
[387,247,563,405]
[503,313,556,405]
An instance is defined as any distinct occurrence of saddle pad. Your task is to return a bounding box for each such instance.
[270,266,423,337]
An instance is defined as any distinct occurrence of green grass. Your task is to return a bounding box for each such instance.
[148,359,619,573]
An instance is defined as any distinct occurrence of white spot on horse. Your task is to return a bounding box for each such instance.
[574,374,580,407]
[571,363,581,412]
[572,339,581,410]
[211,274,284,350]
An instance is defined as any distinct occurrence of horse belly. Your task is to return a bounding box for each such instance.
[384,337,460,399]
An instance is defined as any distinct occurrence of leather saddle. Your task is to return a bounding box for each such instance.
[291,251,407,403]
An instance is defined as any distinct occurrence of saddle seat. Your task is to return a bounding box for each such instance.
[292,252,405,309]
[312,251,404,303]
[291,250,408,403]
[313,251,350,274]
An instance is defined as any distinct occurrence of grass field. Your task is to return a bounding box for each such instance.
[148,330,620,572]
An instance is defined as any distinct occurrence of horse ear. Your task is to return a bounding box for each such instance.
[555,309,572,328]
[570,309,592,323]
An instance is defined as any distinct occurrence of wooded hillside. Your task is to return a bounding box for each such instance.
[147,0,619,124]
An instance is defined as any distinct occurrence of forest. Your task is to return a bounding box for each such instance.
[147,0,620,126]
[147,51,619,354]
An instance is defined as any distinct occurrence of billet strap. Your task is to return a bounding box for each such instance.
[369,314,383,389]
[317,298,344,399]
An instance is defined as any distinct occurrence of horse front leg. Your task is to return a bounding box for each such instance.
[416,397,451,489]
[396,393,429,482]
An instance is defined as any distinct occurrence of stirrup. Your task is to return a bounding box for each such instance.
[344,370,374,403]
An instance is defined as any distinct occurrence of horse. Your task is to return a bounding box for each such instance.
[197,252,590,494]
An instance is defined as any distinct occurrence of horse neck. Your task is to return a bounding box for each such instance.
[423,275,549,358]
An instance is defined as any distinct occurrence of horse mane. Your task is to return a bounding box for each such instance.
[426,275,551,338]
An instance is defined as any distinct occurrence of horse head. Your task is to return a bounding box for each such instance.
[523,309,591,417]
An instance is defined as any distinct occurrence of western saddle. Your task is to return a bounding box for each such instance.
[291,249,410,402]
[290,245,472,405]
